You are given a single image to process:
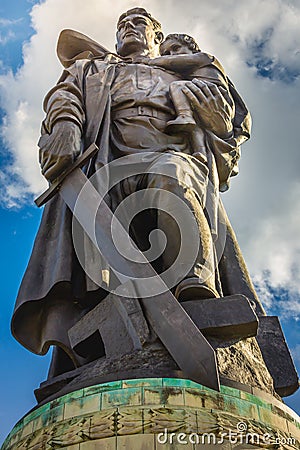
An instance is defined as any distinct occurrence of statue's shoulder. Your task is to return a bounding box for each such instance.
[57,29,110,68]
[197,52,226,77]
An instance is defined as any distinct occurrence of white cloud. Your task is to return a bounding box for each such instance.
[291,344,300,365]
[0,17,23,45]
[0,30,16,45]
[0,18,22,27]
[0,169,29,208]
[224,0,300,66]
[0,0,299,316]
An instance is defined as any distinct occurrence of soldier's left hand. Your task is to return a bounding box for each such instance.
[182,79,234,139]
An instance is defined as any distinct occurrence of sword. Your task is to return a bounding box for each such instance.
[35,144,220,391]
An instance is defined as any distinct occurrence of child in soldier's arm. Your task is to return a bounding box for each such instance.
[148,34,230,138]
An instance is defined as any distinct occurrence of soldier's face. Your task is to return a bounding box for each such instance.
[116,14,156,56]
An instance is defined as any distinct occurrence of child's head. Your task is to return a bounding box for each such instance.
[160,34,200,56]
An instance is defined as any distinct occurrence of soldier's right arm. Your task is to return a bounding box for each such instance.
[38,65,86,182]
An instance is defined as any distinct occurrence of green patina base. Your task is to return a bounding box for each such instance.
[2,378,300,449]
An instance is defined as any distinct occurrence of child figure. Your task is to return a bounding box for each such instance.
[148,34,230,136]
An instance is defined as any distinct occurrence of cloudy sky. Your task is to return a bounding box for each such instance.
[0,0,299,443]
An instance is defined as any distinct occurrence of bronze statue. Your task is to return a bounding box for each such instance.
[11,7,298,400]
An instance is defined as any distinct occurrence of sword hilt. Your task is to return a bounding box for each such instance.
[35,143,99,207]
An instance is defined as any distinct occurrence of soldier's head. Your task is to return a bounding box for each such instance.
[160,33,201,56]
[116,7,164,58]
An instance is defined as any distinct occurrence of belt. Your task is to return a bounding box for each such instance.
[113,106,171,121]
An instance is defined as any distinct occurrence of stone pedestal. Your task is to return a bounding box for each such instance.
[2,378,300,449]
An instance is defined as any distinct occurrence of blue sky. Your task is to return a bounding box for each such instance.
[0,0,299,445]
[0,1,51,444]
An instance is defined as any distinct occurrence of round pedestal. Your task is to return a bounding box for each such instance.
[2,378,300,449]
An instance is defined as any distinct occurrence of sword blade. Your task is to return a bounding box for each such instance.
[59,167,220,391]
